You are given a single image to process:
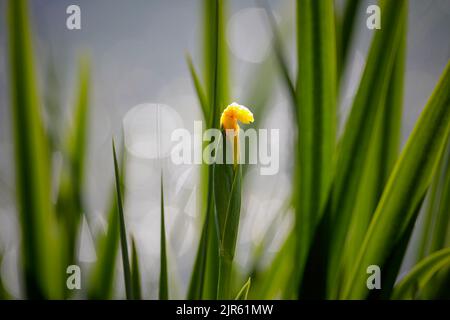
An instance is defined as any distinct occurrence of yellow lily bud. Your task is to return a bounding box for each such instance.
[219,103,254,167]
[220,102,254,134]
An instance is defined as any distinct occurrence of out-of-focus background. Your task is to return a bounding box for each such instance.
[0,0,449,298]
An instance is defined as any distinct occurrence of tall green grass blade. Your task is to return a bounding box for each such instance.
[294,0,337,288]
[419,265,450,299]
[417,137,450,260]
[56,57,91,268]
[87,202,119,299]
[344,61,450,299]
[159,171,169,300]
[187,173,219,300]
[88,140,125,299]
[328,0,407,290]
[338,14,406,297]
[235,278,251,300]
[391,247,450,299]
[414,138,450,299]
[188,0,226,300]
[202,210,220,299]
[263,2,296,109]
[131,238,142,300]
[67,56,90,201]
[187,54,208,121]
[187,212,209,299]
[43,54,63,152]
[367,195,425,300]
[112,139,132,299]
[336,0,361,79]
[8,0,64,299]
[203,0,228,127]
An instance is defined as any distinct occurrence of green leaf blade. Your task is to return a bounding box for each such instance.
[392,247,450,299]
[344,61,450,299]
[235,278,251,300]
[8,0,64,299]
[112,139,132,299]
[131,238,142,300]
[295,0,337,292]
[159,172,169,300]
[328,0,407,291]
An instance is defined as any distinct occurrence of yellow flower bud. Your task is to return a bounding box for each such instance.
[219,102,254,167]
[220,102,254,134]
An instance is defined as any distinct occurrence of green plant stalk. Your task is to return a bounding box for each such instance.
[344,61,450,299]
[215,160,242,299]
[8,0,64,299]
[159,172,169,300]
[112,140,132,299]
[295,0,337,289]
[217,254,233,299]
[214,131,242,299]
[188,0,228,300]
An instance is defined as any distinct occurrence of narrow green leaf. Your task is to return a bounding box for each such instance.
[159,171,169,300]
[391,247,450,299]
[68,56,90,197]
[295,0,337,287]
[186,54,209,121]
[43,53,63,152]
[131,238,142,300]
[263,2,296,110]
[203,0,228,128]
[344,61,450,299]
[112,139,132,299]
[415,138,450,299]
[235,278,251,300]
[56,56,91,269]
[336,0,361,79]
[8,0,64,299]
[338,13,407,297]
[187,0,226,300]
[202,207,220,300]
[186,211,209,299]
[329,0,407,289]
[367,195,426,300]
[417,136,450,260]
[87,202,119,299]
[419,264,450,299]
[88,140,126,299]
